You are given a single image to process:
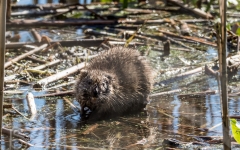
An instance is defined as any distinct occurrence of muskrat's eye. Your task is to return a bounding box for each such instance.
[88,81,91,84]
[93,86,99,97]
[102,82,107,89]
[101,81,109,93]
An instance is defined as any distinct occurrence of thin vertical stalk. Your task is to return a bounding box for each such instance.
[219,0,231,149]
[0,0,6,137]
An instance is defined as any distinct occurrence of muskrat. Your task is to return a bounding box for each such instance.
[75,47,153,120]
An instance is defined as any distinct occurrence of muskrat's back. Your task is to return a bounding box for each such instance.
[75,47,153,121]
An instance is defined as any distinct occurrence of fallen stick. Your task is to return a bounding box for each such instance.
[126,7,180,13]
[226,53,240,61]
[18,139,34,147]
[4,75,24,82]
[77,54,98,61]
[4,90,24,94]
[4,80,30,85]
[3,104,12,108]
[26,56,47,64]
[136,32,194,50]
[208,122,222,131]
[163,41,172,55]
[2,127,30,140]
[30,28,41,43]
[4,44,48,68]
[159,30,217,47]
[84,28,119,37]
[63,97,81,112]
[31,59,61,70]
[106,40,144,46]
[47,6,78,19]
[167,0,213,19]
[79,3,105,20]
[228,60,240,69]
[173,111,204,115]
[33,62,85,88]
[11,6,109,17]
[11,2,118,10]
[34,90,74,98]
[6,39,105,49]
[157,66,203,86]
[26,92,37,116]
[205,64,218,77]
[228,92,240,97]
[3,113,10,119]
[7,19,117,28]
[229,116,240,119]
[118,19,209,24]
[47,80,75,90]
[177,90,216,99]
[12,107,29,120]
[113,28,193,50]
[149,88,183,97]
[11,9,57,17]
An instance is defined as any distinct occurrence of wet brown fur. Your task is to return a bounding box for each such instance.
[75,47,153,120]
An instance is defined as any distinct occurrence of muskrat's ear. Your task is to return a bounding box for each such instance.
[80,69,88,75]
[105,74,112,81]
[78,69,88,80]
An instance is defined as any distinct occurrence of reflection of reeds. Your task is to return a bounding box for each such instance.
[82,124,99,135]
[106,131,120,150]
[124,127,157,149]
[143,127,157,148]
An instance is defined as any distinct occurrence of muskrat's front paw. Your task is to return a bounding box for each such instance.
[81,106,92,119]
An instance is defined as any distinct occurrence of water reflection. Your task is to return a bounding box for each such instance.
[8,79,238,149]
[4,52,240,149]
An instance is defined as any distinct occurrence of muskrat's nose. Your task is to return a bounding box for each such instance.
[83,88,88,93]
[93,86,99,97]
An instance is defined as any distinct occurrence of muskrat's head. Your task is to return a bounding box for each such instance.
[75,69,117,114]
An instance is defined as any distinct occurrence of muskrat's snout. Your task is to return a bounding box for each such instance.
[92,80,110,98]
[92,84,99,97]
[80,79,111,100]
[100,79,110,93]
